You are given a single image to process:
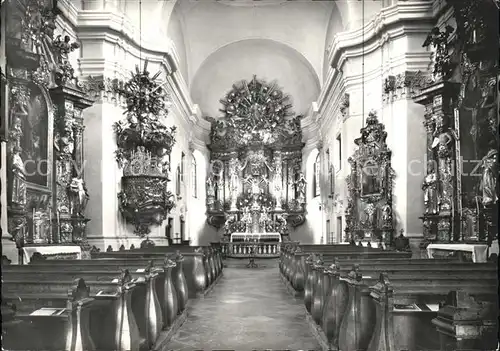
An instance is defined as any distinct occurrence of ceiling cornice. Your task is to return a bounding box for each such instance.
[326,1,434,69]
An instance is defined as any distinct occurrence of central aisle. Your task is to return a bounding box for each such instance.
[163,260,321,350]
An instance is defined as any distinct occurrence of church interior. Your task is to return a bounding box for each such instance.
[1,0,499,350]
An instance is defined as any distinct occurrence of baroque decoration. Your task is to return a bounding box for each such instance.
[4,0,96,260]
[205,76,306,239]
[345,111,396,248]
[113,61,176,236]
[415,0,498,246]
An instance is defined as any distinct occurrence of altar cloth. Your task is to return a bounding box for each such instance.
[426,243,488,263]
[23,245,82,264]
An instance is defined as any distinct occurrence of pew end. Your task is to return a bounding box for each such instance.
[2,278,95,351]
[432,290,498,351]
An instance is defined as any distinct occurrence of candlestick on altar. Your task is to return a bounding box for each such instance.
[57,211,61,242]
[32,208,35,241]
[48,208,52,243]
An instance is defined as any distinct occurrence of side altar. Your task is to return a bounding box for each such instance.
[204,76,307,246]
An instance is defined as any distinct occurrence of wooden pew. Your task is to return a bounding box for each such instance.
[307,261,497,351]
[27,255,187,326]
[1,274,142,351]
[3,262,163,350]
[298,251,413,312]
[89,249,221,296]
[125,245,224,286]
[281,245,379,291]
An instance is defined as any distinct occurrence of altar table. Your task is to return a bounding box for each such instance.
[426,243,488,263]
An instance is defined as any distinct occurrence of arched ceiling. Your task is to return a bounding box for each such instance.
[190,39,320,119]
[163,0,353,118]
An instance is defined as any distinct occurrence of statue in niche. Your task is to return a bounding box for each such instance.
[68,177,89,216]
[295,172,307,203]
[229,158,247,192]
[381,203,392,226]
[423,161,439,214]
[364,203,376,227]
[480,149,498,206]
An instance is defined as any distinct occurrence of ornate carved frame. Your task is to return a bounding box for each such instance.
[345,111,395,246]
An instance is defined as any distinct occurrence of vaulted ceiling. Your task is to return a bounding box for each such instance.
[164,0,344,118]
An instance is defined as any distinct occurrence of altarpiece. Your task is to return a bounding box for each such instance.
[205,76,306,241]
[413,0,498,259]
[345,111,395,248]
[3,0,97,261]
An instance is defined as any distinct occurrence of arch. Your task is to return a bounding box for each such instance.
[190,38,321,118]
[165,0,189,82]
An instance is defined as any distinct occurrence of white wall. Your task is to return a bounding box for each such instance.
[313,1,434,245]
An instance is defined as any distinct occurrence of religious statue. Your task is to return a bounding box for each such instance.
[259,207,270,232]
[276,213,288,229]
[381,203,392,227]
[58,119,75,155]
[9,115,27,206]
[480,149,498,206]
[241,207,252,233]
[422,162,439,214]
[206,177,215,197]
[422,25,455,79]
[295,172,307,203]
[52,35,80,83]
[224,213,236,234]
[364,203,376,227]
[68,177,89,216]
[229,158,248,188]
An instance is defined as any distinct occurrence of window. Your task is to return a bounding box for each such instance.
[337,216,343,243]
[313,153,320,197]
[180,217,185,242]
[176,166,181,196]
[165,218,173,238]
[191,156,197,198]
[181,152,185,182]
[336,134,342,170]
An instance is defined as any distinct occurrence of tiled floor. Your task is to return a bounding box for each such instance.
[162,259,321,351]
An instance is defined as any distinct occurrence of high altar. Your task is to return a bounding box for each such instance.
[204,76,306,247]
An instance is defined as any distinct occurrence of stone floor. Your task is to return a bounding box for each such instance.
[162,259,321,351]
